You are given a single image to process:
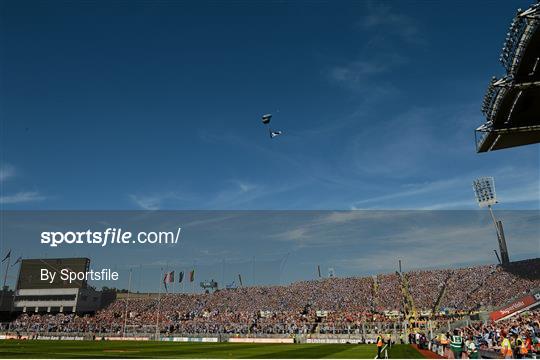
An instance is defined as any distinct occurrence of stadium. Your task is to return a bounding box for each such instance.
[1,1,540,359]
[476,1,540,152]
[1,256,539,358]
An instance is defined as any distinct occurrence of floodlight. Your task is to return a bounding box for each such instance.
[473,177,497,207]
[472,177,510,265]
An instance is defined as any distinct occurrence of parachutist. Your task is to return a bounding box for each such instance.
[262,114,272,124]
[261,113,283,139]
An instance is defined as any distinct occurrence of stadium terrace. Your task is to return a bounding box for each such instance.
[2,259,539,336]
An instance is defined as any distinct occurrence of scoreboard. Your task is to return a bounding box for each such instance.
[16,258,90,290]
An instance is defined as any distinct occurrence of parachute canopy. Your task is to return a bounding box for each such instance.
[261,114,272,125]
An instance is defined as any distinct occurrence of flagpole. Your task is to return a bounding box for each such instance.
[166,261,169,294]
[155,268,162,341]
[1,252,11,307]
[191,262,195,294]
[123,268,132,338]
[251,256,255,286]
[139,264,142,293]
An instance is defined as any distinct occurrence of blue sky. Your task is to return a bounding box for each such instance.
[0,1,539,290]
[1,0,538,211]
[1,210,539,292]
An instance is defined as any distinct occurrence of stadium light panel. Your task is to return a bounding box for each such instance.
[473,177,498,207]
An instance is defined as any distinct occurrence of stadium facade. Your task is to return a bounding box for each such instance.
[476,2,540,152]
[9,258,113,315]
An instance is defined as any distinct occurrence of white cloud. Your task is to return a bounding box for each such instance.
[0,191,45,204]
[350,166,540,210]
[326,2,422,94]
[0,164,48,205]
[360,2,423,44]
[129,193,171,210]
[332,215,538,273]
[351,176,465,208]
[236,181,257,193]
[129,179,296,210]
[327,54,406,94]
[329,60,388,83]
[0,164,15,182]
[272,227,309,242]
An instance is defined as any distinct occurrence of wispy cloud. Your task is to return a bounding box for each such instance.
[0,191,46,204]
[359,1,423,45]
[329,60,388,83]
[351,177,465,209]
[333,215,538,273]
[0,164,15,182]
[422,181,540,210]
[209,181,280,209]
[129,193,180,210]
[327,2,422,92]
[270,211,413,247]
[0,164,47,205]
[267,210,538,273]
[130,179,302,210]
[350,165,540,210]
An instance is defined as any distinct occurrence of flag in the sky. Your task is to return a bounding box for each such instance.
[11,256,22,267]
[189,270,195,282]
[1,250,11,263]
[163,271,174,291]
[178,271,184,283]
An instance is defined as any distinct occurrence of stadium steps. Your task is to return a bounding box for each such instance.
[372,276,379,311]
[455,267,497,311]
[399,273,416,319]
[432,273,452,313]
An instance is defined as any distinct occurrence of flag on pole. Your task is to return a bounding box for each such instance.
[238,274,243,286]
[2,250,11,263]
[165,271,175,282]
[178,271,184,283]
[189,270,195,282]
[163,271,174,292]
[11,256,22,267]
[317,265,321,278]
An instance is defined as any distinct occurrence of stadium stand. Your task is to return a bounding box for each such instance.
[3,259,539,338]
[476,1,540,152]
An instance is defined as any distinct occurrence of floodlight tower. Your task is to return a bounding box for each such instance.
[473,177,510,266]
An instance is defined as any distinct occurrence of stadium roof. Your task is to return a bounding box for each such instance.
[476,2,540,153]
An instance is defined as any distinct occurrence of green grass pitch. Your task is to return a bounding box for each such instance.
[0,340,424,358]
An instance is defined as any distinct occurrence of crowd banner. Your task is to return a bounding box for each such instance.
[490,290,540,321]
[161,337,218,342]
[229,337,294,344]
[37,335,84,341]
[104,336,150,341]
[306,337,376,344]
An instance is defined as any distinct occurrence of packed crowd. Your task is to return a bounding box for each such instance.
[4,259,540,336]
[405,259,540,311]
[422,309,540,358]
